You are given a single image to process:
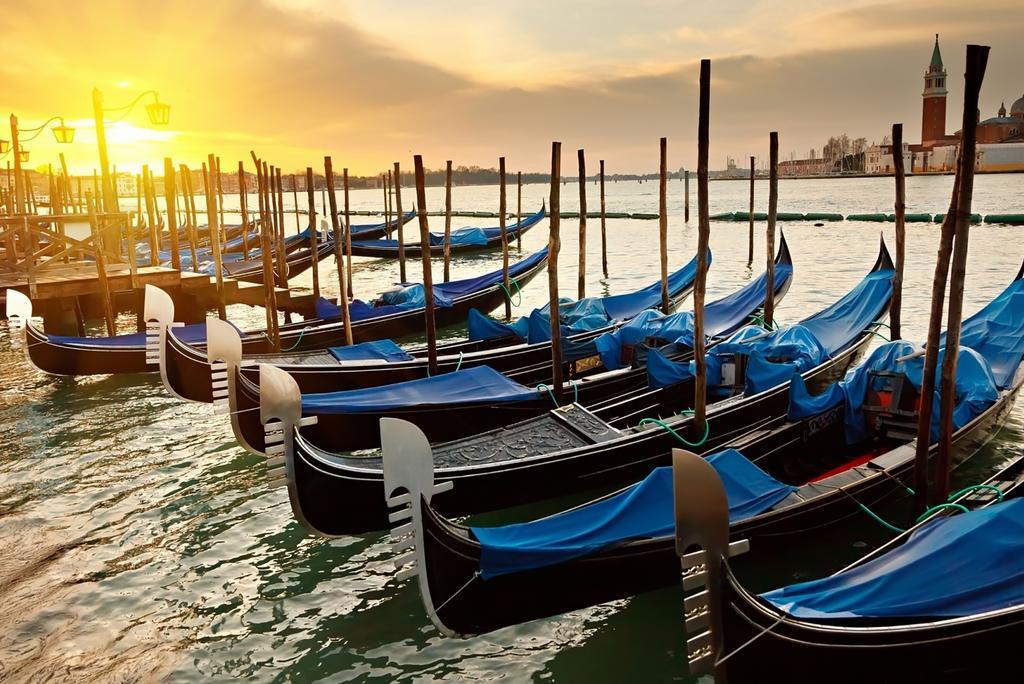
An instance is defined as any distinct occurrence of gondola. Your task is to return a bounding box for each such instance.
[242,243,787,453]
[346,206,545,258]
[381,266,1024,637]
[672,442,1024,682]
[226,244,717,396]
[255,237,892,538]
[8,247,548,377]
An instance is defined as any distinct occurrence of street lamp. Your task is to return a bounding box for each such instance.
[8,114,75,214]
[0,139,9,154]
[93,88,171,212]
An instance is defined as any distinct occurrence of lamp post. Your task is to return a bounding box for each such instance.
[92,88,170,213]
[7,114,75,214]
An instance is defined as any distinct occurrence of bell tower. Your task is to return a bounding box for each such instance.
[921,34,948,146]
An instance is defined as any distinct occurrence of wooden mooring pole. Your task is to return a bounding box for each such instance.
[934,44,989,505]
[443,160,453,282]
[413,155,439,376]
[693,58,712,435]
[305,166,321,301]
[891,124,906,341]
[203,157,227,319]
[548,142,564,404]
[292,174,301,234]
[600,160,608,277]
[238,162,250,258]
[577,149,587,300]
[765,134,779,327]
[325,156,352,345]
[684,169,690,222]
[255,160,281,350]
[343,168,354,299]
[500,157,511,319]
[516,171,523,250]
[748,156,755,265]
[86,192,116,336]
[163,159,181,272]
[394,162,406,282]
[659,137,670,314]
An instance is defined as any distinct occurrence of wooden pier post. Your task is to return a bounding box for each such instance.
[684,169,690,222]
[324,157,352,344]
[215,156,226,245]
[659,137,670,314]
[765,133,779,328]
[413,155,439,376]
[292,174,301,234]
[577,149,587,300]
[163,159,181,272]
[934,44,989,504]
[238,161,250,258]
[383,172,392,237]
[273,167,290,296]
[305,166,321,301]
[203,157,227,319]
[86,193,116,336]
[142,167,158,266]
[548,142,564,404]
[343,168,354,298]
[693,58,712,433]
[517,171,523,250]
[600,160,608,277]
[498,158,511,319]
[256,161,281,350]
[179,165,200,272]
[748,156,755,265]
[394,162,407,282]
[443,160,453,282]
[891,124,906,341]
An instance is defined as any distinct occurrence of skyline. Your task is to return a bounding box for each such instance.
[3,0,1023,176]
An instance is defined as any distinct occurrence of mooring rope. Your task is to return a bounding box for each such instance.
[499,277,522,307]
[638,413,709,448]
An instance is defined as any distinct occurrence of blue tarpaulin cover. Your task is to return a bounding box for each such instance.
[645,263,893,389]
[472,448,796,579]
[300,365,536,414]
[48,321,224,347]
[350,208,544,251]
[788,274,1024,444]
[595,258,791,370]
[327,339,414,363]
[315,247,549,321]
[762,498,1024,619]
[351,210,416,236]
[789,341,999,444]
[469,251,706,346]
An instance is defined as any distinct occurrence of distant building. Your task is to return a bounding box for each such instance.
[778,157,832,176]
[865,141,913,174]
[912,35,1024,172]
[115,173,137,197]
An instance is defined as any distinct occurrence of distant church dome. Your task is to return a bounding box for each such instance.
[1012,94,1024,116]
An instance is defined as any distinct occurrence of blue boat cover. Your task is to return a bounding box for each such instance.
[645,263,893,389]
[468,251,706,346]
[596,259,793,372]
[316,248,549,322]
[472,448,796,579]
[380,284,454,309]
[328,339,414,363]
[762,498,1024,619]
[789,340,999,444]
[47,321,219,347]
[351,208,544,251]
[351,210,416,235]
[952,276,1024,389]
[300,365,536,414]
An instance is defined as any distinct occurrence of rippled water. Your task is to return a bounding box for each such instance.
[2,173,1023,681]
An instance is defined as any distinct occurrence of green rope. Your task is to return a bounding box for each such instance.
[856,502,905,533]
[454,352,464,373]
[638,415,710,448]
[915,502,970,525]
[280,327,310,352]
[537,381,579,407]
[946,483,1005,503]
[748,313,779,331]
[499,277,522,306]
[866,329,891,343]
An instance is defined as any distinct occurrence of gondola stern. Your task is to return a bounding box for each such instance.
[1015,256,1024,282]
[776,231,793,267]
[4,288,34,353]
[672,448,748,681]
[381,418,458,638]
[258,363,316,516]
[873,233,895,273]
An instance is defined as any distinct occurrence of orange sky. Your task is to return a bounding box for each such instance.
[2,0,1022,176]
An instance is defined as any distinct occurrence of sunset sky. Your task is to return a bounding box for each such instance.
[3,0,1023,176]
